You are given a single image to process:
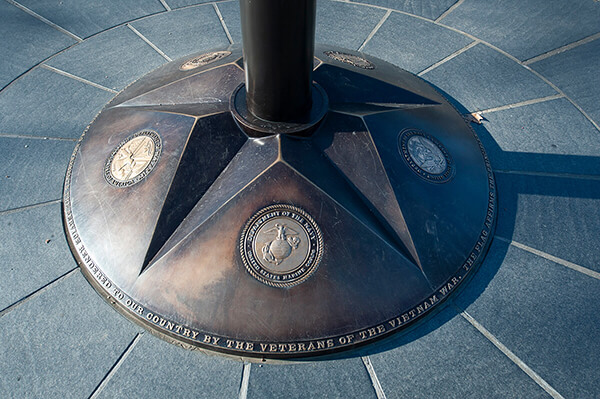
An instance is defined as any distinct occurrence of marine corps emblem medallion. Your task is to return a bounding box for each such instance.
[240,205,323,288]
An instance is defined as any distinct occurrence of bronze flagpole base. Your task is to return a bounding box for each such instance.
[63,45,495,360]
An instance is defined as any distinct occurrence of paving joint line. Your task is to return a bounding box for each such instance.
[213,3,234,44]
[477,94,564,114]
[418,40,479,76]
[455,305,565,399]
[361,356,387,399]
[496,236,600,281]
[0,1,220,95]
[0,4,593,398]
[159,0,171,12]
[89,333,143,399]
[4,0,83,42]
[162,0,234,13]
[493,169,600,181]
[238,363,251,399]
[127,23,172,62]
[331,0,436,27]
[523,32,600,65]
[331,0,393,15]
[0,267,78,319]
[357,9,391,52]
[0,133,78,141]
[0,199,62,217]
[41,64,118,93]
[527,74,600,133]
[435,0,465,22]
[462,41,600,134]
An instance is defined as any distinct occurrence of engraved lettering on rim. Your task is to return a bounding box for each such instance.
[324,50,375,69]
[399,128,454,183]
[104,130,162,188]
[179,51,232,71]
[65,129,494,354]
[240,204,323,288]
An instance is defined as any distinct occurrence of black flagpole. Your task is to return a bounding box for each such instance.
[240,0,316,122]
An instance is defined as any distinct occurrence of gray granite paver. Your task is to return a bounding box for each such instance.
[0,137,75,212]
[247,358,377,398]
[455,240,600,398]
[47,25,167,91]
[475,98,600,176]
[0,202,76,311]
[422,43,557,112]
[494,172,600,274]
[213,1,241,43]
[361,11,473,73]
[351,0,457,20]
[369,306,551,399]
[0,271,141,399]
[441,0,600,61]
[530,38,600,128]
[217,0,388,51]
[0,0,76,90]
[96,333,242,399]
[0,67,114,139]
[15,0,165,39]
[316,0,388,50]
[131,5,230,61]
[164,0,213,9]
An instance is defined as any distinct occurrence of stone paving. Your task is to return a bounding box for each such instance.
[1,0,599,398]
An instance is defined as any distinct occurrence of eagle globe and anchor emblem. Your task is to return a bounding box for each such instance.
[261,223,301,265]
[240,205,323,288]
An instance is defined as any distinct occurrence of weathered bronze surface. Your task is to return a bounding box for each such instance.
[63,44,496,359]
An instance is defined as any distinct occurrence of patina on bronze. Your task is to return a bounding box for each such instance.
[63,0,496,359]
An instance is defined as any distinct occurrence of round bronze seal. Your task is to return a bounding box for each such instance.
[399,128,454,183]
[240,205,323,288]
[324,50,374,69]
[104,130,161,187]
[179,51,231,71]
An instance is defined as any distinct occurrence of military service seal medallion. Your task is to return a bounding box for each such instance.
[240,204,323,288]
[324,50,374,69]
[179,51,231,71]
[399,128,454,183]
[104,130,161,188]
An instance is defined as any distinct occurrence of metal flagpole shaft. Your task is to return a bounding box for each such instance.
[240,0,316,122]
